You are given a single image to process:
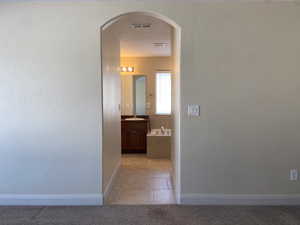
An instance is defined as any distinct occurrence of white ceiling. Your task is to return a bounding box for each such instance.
[111,14,172,57]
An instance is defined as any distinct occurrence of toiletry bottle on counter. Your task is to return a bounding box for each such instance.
[160,126,165,135]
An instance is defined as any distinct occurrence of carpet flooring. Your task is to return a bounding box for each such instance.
[0,205,299,225]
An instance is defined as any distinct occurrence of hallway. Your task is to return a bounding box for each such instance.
[106,155,176,204]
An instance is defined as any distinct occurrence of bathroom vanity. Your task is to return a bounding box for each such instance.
[121,115,150,154]
[120,74,150,153]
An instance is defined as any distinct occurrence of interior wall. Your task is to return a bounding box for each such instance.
[0,1,105,199]
[0,1,300,204]
[180,4,300,198]
[121,75,133,115]
[102,24,121,197]
[121,56,173,128]
[171,26,181,202]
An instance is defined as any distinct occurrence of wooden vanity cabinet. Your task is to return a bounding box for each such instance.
[121,116,149,153]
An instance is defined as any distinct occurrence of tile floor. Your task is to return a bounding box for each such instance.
[106,154,176,205]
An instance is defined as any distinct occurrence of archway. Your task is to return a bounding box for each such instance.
[100,11,181,204]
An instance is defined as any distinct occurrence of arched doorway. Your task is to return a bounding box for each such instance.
[101,11,181,204]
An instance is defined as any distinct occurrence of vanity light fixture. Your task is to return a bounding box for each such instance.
[121,66,134,72]
[127,67,134,72]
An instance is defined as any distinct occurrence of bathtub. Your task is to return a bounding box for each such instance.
[148,128,171,136]
[147,129,171,159]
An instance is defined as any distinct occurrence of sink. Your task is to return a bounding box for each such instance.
[125,117,145,121]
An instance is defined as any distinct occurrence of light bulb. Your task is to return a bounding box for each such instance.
[127,67,134,72]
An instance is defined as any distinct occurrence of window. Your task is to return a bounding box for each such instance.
[156,72,171,114]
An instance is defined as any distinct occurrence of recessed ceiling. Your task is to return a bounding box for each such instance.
[110,14,172,57]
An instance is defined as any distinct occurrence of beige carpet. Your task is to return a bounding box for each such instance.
[0,205,299,225]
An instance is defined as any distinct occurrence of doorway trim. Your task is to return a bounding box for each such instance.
[100,11,181,204]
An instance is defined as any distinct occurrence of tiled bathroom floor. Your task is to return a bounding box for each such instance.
[106,154,176,205]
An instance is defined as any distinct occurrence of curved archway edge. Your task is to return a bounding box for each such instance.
[100,10,181,204]
[101,10,181,31]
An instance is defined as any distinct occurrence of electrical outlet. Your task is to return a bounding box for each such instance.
[290,169,298,181]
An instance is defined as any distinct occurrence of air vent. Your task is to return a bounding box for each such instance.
[153,43,168,48]
[131,23,152,29]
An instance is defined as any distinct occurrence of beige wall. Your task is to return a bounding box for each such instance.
[121,56,173,128]
[180,4,300,197]
[0,1,300,204]
[102,23,121,198]
[171,27,181,201]
[121,75,134,115]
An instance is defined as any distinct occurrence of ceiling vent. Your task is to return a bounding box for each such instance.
[131,23,152,29]
[153,43,168,48]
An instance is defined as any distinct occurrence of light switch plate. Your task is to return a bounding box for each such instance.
[290,169,298,181]
[188,104,200,117]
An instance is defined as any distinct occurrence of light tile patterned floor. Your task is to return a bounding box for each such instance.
[106,154,176,205]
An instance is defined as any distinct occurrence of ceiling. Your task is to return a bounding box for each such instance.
[110,14,172,57]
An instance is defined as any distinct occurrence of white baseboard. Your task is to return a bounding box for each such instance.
[181,194,300,205]
[0,194,103,206]
[103,159,121,201]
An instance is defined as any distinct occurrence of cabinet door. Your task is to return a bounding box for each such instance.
[121,123,127,150]
[122,121,147,152]
[125,129,144,150]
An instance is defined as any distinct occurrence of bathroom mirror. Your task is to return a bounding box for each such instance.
[121,75,147,115]
[133,75,146,115]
